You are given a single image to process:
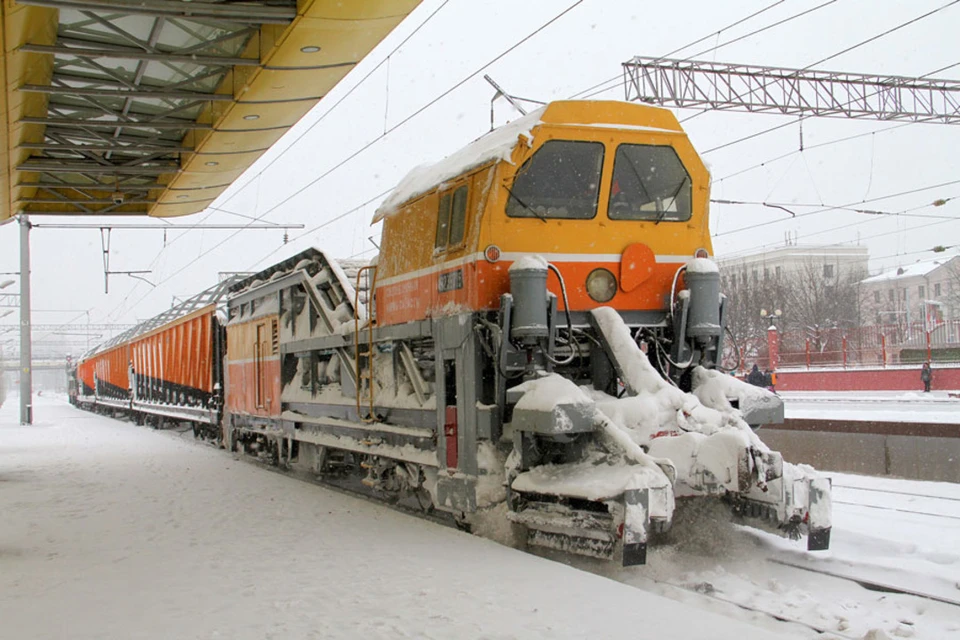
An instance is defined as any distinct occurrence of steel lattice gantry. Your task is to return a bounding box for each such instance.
[0,0,421,221]
[622,57,960,124]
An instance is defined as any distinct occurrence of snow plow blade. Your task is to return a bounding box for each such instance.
[588,307,832,553]
[507,486,656,566]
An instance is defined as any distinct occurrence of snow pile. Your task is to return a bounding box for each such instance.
[509,374,675,518]
[373,107,545,221]
[512,450,669,502]
[588,307,754,444]
[685,257,719,274]
[584,307,833,508]
[692,366,778,417]
[512,373,593,411]
[508,254,549,272]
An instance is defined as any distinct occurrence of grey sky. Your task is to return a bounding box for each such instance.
[1,0,956,349]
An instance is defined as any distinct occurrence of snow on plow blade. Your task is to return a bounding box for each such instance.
[589,307,832,553]
[504,374,675,566]
[509,459,673,567]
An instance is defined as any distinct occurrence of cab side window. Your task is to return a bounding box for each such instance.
[435,193,452,249]
[435,185,469,251]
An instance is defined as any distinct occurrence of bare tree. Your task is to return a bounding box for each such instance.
[720,259,866,367]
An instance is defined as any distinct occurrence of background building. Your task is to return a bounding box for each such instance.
[860,255,960,327]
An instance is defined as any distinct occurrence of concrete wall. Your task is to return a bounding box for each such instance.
[758,425,960,483]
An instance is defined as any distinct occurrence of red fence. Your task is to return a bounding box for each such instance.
[773,320,960,368]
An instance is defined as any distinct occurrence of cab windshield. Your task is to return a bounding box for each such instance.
[506,140,604,220]
[608,144,692,222]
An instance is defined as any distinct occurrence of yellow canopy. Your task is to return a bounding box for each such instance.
[0,0,420,222]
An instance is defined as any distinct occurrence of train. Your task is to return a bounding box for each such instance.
[71,100,831,566]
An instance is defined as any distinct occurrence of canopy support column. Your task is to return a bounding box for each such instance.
[19,214,32,425]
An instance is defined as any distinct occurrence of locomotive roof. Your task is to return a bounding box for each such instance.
[79,278,240,360]
[372,100,684,222]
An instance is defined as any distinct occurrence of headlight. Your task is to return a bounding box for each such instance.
[586,268,617,303]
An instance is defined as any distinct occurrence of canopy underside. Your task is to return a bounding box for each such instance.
[0,0,420,221]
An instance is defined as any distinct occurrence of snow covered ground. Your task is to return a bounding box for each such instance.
[3,395,959,639]
[0,395,795,640]
[781,391,960,424]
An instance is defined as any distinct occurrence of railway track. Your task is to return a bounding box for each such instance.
[833,483,960,521]
[833,483,960,503]
[768,558,960,608]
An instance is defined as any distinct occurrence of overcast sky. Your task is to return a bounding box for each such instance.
[1,0,957,354]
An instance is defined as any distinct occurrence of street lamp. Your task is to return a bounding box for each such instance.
[760,308,783,325]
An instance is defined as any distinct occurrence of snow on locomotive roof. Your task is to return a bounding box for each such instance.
[372,107,546,222]
[372,100,687,223]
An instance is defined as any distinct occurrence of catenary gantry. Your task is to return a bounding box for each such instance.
[1,0,421,222]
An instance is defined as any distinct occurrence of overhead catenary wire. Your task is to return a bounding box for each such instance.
[576,0,843,101]
[717,197,958,260]
[100,0,454,323]
[715,178,960,239]
[567,0,791,100]
[105,0,586,321]
[102,1,463,324]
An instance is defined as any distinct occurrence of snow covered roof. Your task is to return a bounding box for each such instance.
[861,255,958,284]
[372,107,546,222]
[372,100,689,223]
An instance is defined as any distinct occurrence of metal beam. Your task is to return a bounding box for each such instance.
[17,161,177,174]
[20,209,151,216]
[19,142,191,154]
[622,57,960,124]
[30,223,304,230]
[20,84,234,102]
[15,0,297,24]
[1,324,135,332]
[18,198,158,205]
[19,116,212,130]
[16,182,166,191]
[19,43,259,67]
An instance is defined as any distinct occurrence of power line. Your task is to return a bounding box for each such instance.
[99,0,454,324]
[243,188,394,271]
[716,196,958,259]
[805,0,959,69]
[709,58,959,184]
[109,0,586,321]
[567,0,790,99]
[575,0,842,101]
[715,178,960,238]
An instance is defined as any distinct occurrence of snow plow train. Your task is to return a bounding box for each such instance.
[71,100,831,565]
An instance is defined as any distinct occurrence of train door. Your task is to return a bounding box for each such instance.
[255,323,265,409]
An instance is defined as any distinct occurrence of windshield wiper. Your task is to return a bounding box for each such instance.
[504,185,547,223]
[655,177,689,225]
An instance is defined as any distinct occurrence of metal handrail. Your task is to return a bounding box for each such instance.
[354,265,378,423]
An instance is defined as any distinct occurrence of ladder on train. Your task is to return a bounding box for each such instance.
[353,265,378,423]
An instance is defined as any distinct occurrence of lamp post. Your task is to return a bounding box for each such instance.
[760,308,783,370]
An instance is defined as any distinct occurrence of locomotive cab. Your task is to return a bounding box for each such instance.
[374,100,721,378]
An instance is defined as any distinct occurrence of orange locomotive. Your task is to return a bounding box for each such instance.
[75,101,831,566]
